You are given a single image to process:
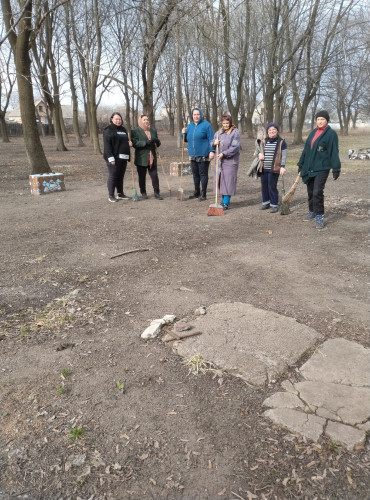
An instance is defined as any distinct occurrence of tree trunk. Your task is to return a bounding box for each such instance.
[64,3,85,146]
[293,106,306,144]
[168,113,175,135]
[0,113,10,142]
[88,93,101,154]
[49,69,68,151]
[220,0,250,127]
[2,0,50,174]
[244,116,254,138]
[17,56,50,172]
[288,105,295,133]
[264,81,274,124]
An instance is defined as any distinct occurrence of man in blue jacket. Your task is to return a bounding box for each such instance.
[181,108,215,201]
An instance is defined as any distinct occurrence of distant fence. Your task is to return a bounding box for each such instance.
[1,122,88,137]
[2,122,23,136]
[2,122,51,137]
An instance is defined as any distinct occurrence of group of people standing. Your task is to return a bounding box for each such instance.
[103,107,341,229]
[103,112,163,203]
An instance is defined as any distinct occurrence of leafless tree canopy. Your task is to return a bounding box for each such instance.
[1,0,369,169]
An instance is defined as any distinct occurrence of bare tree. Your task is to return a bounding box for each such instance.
[220,0,251,126]
[329,9,370,134]
[0,42,16,142]
[290,0,361,143]
[32,0,68,151]
[138,0,178,123]
[63,2,85,146]
[1,0,51,173]
[70,0,111,154]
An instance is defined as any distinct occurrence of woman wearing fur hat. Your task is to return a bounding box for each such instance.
[257,122,287,213]
[297,110,341,229]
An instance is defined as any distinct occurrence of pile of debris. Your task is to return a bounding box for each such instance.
[348,148,370,160]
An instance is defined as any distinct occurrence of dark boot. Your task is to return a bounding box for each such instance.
[188,191,200,199]
[199,191,207,201]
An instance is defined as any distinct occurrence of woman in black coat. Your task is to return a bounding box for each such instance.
[103,112,131,203]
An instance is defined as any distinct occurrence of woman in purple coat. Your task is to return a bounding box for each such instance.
[211,115,241,209]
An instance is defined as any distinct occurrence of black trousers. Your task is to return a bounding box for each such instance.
[136,164,160,194]
[106,160,127,197]
[306,170,330,215]
[191,159,210,194]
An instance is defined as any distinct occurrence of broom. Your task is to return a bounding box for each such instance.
[155,144,171,196]
[177,126,186,201]
[282,173,301,204]
[207,135,224,216]
[280,177,290,215]
[128,133,139,201]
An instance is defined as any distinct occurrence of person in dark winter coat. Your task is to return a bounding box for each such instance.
[131,115,163,200]
[181,107,215,201]
[298,110,341,229]
[211,115,240,210]
[257,122,287,213]
[103,112,131,203]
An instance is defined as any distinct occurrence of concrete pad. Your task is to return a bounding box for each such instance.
[294,381,370,426]
[325,421,366,451]
[357,421,370,433]
[300,338,370,387]
[264,408,325,441]
[262,392,304,409]
[281,379,298,394]
[172,302,321,386]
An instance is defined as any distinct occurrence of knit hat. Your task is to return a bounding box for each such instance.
[266,122,279,132]
[315,110,330,122]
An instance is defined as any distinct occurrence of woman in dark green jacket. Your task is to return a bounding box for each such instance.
[297,110,341,229]
[131,115,163,200]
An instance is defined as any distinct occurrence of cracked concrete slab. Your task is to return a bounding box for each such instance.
[263,339,370,450]
[262,392,304,409]
[300,338,370,386]
[264,408,325,442]
[294,381,370,425]
[171,302,321,386]
[325,421,366,450]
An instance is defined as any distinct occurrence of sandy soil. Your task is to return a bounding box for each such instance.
[0,133,369,500]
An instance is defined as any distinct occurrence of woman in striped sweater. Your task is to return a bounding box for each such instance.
[257,122,287,212]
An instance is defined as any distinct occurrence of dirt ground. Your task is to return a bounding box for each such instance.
[0,132,369,500]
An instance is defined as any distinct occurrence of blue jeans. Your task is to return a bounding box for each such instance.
[260,170,279,207]
[191,159,210,194]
